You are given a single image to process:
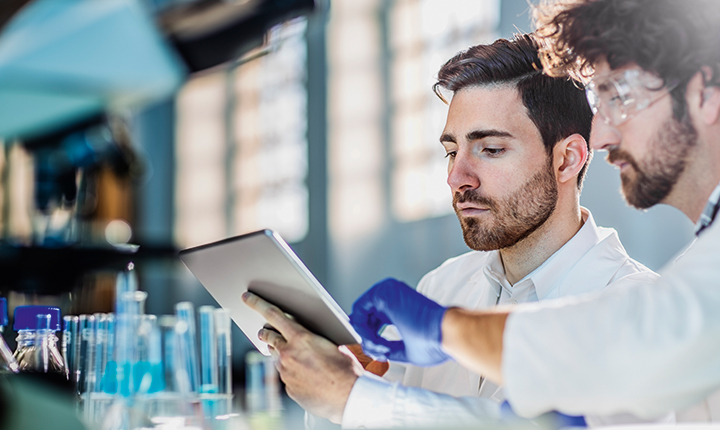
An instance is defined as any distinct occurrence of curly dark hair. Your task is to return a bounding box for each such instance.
[434,34,593,188]
[534,0,720,120]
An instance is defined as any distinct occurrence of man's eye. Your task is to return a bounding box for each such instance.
[483,148,505,156]
[444,151,457,159]
[607,93,628,107]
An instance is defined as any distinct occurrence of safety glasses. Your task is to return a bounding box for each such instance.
[586,68,678,126]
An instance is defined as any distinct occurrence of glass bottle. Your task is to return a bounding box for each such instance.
[0,298,18,373]
[13,305,64,374]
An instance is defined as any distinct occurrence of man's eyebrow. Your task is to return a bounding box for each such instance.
[440,129,513,144]
[440,133,456,143]
[466,129,513,141]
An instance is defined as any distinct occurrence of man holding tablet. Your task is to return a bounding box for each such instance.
[243,34,664,427]
[350,0,720,423]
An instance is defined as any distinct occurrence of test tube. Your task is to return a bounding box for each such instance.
[265,354,282,414]
[246,352,281,415]
[77,314,96,394]
[87,314,108,393]
[113,264,138,395]
[74,315,85,390]
[62,315,78,380]
[153,315,195,420]
[246,351,271,414]
[199,306,218,394]
[83,314,103,423]
[158,315,178,393]
[66,316,80,388]
[199,306,218,419]
[102,313,116,394]
[35,314,52,373]
[175,302,200,393]
[114,265,144,398]
[134,314,157,394]
[214,308,232,395]
[146,314,163,393]
[214,308,232,417]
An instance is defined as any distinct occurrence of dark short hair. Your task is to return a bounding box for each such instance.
[534,0,720,120]
[434,34,593,188]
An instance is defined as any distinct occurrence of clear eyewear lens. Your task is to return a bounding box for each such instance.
[585,85,599,113]
[585,84,615,125]
[586,69,674,126]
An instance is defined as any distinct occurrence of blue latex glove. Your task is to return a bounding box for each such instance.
[349,278,450,366]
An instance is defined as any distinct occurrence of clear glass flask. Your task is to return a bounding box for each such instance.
[13,305,64,374]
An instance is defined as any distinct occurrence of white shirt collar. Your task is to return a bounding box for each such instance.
[481,208,603,301]
[529,208,600,299]
[482,251,506,301]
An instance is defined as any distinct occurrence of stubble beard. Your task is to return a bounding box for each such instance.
[608,115,697,210]
[453,157,559,251]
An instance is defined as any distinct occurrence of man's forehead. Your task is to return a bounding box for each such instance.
[442,84,540,143]
[592,60,611,76]
[591,61,647,81]
[447,84,524,113]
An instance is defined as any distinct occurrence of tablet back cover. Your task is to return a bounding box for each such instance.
[179,230,360,355]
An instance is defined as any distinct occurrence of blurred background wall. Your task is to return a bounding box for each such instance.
[133,0,694,361]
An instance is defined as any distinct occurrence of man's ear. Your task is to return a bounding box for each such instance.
[700,86,720,125]
[691,68,720,125]
[554,133,589,185]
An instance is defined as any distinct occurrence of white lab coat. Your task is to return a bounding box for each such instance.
[503,205,720,420]
[342,209,670,428]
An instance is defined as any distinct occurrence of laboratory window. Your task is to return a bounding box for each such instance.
[175,19,310,247]
[388,0,500,222]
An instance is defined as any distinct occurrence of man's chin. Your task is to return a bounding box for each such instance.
[458,215,493,233]
[461,227,502,252]
[621,183,665,210]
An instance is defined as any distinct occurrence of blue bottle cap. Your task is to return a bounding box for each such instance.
[0,298,6,327]
[14,305,61,331]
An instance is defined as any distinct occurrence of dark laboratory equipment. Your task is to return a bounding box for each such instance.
[158,0,316,72]
[0,116,150,300]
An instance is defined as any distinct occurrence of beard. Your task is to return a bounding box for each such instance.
[453,157,558,251]
[607,115,697,209]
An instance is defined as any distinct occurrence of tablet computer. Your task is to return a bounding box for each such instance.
[178,229,360,355]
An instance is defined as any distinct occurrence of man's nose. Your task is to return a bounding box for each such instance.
[447,152,480,193]
[589,116,622,151]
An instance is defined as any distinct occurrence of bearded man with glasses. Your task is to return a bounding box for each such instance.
[350,0,720,423]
